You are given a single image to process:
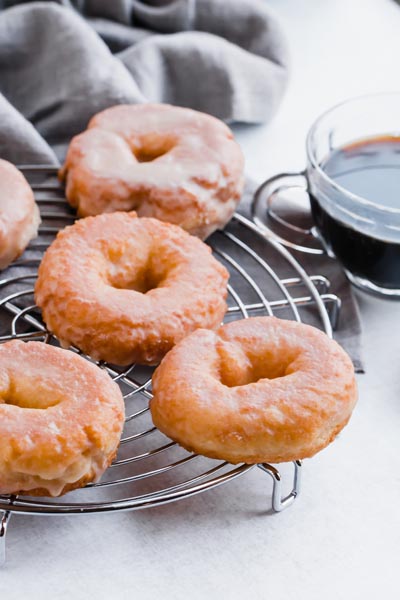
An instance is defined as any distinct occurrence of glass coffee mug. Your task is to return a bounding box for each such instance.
[252,93,400,298]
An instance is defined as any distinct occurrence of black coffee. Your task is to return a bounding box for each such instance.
[310,136,400,290]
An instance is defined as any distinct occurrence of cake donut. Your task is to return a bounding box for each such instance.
[0,340,125,497]
[0,159,40,269]
[35,211,229,366]
[59,103,245,239]
[150,317,357,463]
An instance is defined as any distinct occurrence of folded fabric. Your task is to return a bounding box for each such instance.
[0,0,289,162]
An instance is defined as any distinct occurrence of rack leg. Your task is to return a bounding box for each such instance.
[323,294,342,330]
[0,510,11,566]
[258,460,302,512]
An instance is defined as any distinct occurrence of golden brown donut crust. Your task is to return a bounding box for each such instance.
[59,103,245,239]
[0,159,40,269]
[34,212,229,366]
[0,341,125,497]
[150,317,358,464]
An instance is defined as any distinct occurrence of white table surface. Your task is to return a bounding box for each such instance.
[3,0,400,597]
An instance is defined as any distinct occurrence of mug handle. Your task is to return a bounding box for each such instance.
[251,171,326,255]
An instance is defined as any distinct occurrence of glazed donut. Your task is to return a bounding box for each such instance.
[0,340,125,497]
[150,317,357,464]
[35,211,229,366]
[0,159,40,269]
[59,103,245,239]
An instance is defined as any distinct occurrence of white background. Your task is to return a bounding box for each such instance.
[3,0,400,598]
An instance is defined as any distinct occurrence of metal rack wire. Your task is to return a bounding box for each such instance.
[0,166,341,565]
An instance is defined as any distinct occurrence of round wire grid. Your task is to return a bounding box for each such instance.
[0,167,340,516]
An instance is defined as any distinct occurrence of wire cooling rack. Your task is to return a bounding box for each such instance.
[0,166,341,564]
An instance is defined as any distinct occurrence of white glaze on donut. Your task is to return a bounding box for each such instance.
[0,159,40,269]
[151,317,358,463]
[60,104,245,239]
[35,212,229,365]
[0,340,125,497]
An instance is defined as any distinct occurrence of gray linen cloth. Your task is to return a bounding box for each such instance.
[0,0,289,161]
[0,0,363,370]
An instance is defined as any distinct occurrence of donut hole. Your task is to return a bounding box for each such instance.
[111,269,165,294]
[106,248,169,294]
[217,340,299,387]
[132,135,176,163]
[1,376,63,409]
